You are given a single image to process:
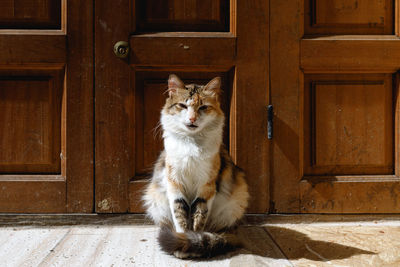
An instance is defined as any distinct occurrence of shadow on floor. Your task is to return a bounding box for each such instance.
[206,225,375,262]
[264,226,375,261]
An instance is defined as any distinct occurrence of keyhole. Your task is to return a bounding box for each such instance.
[118,47,126,55]
[114,41,129,58]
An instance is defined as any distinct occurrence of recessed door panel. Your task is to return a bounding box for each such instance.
[134,0,229,32]
[305,0,393,35]
[0,71,62,173]
[304,74,393,175]
[0,0,61,29]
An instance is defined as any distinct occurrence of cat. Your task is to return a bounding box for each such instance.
[143,74,249,259]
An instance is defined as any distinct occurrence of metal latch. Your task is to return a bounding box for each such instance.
[267,105,273,140]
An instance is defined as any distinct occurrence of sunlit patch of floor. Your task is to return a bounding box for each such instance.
[0,215,399,267]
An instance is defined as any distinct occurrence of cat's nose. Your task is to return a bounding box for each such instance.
[189,117,197,123]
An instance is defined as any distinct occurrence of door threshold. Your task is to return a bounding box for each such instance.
[0,213,400,227]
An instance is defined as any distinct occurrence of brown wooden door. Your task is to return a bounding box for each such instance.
[0,0,93,212]
[271,0,400,213]
[95,0,269,213]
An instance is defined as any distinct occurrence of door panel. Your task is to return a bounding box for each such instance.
[304,74,393,175]
[271,0,400,213]
[305,0,393,34]
[0,0,61,29]
[130,32,236,66]
[0,0,93,213]
[96,0,269,213]
[134,0,229,32]
[0,69,63,173]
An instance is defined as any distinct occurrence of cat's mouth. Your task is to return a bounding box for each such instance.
[186,123,198,130]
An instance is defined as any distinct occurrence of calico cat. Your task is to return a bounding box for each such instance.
[143,74,249,258]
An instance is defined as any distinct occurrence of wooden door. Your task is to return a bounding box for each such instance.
[0,0,93,212]
[271,0,400,213]
[95,1,269,213]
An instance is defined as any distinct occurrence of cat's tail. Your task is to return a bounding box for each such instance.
[157,225,240,258]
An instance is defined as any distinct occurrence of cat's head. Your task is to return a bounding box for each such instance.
[161,74,224,135]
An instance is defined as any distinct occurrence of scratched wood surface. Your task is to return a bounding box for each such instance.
[1,215,400,266]
[0,226,290,266]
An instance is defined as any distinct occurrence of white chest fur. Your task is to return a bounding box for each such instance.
[164,133,219,201]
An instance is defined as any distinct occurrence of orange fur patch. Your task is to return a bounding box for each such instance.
[166,163,184,192]
[197,154,220,201]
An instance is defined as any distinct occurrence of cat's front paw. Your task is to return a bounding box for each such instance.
[191,198,208,231]
[173,198,190,232]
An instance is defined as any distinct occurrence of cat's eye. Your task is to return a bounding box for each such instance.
[199,105,208,111]
[178,103,187,109]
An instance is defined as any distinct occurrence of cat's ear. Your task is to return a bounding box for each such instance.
[168,74,184,96]
[203,77,221,96]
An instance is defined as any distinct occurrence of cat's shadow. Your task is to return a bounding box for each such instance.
[202,225,375,262]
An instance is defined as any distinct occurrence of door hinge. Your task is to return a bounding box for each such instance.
[267,105,273,140]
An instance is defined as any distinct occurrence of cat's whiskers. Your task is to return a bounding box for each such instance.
[152,121,163,139]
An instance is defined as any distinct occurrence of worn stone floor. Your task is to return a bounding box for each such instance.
[0,214,399,266]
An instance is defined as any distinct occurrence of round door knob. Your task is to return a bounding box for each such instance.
[113,41,130,58]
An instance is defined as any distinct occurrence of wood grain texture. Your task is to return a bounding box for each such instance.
[395,72,400,177]
[134,0,229,32]
[0,34,66,64]
[129,180,147,213]
[301,36,400,72]
[300,176,400,213]
[37,225,289,266]
[305,0,393,35]
[2,216,400,266]
[0,0,93,213]
[0,228,70,266]
[233,0,269,213]
[130,33,235,66]
[304,74,393,175]
[95,0,132,213]
[0,72,62,173]
[270,0,303,212]
[101,0,269,213]
[272,0,400,214]
[0,0,61,29]
[266,224,400,266]
[65,0,94,212]
[134,81,165,177]
[0,176,66,213]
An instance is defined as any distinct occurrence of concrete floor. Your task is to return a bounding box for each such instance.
[1,215,399,266]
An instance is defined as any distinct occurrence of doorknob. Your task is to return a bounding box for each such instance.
[113,41,130,58]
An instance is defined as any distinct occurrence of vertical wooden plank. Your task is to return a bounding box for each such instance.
[395,72,400,177]
[270,0,303,212]
[95,0,132,212]
[396,0,400,36]
[234,0,269,213]
[65,0,94,212]
[396,0,400,177]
